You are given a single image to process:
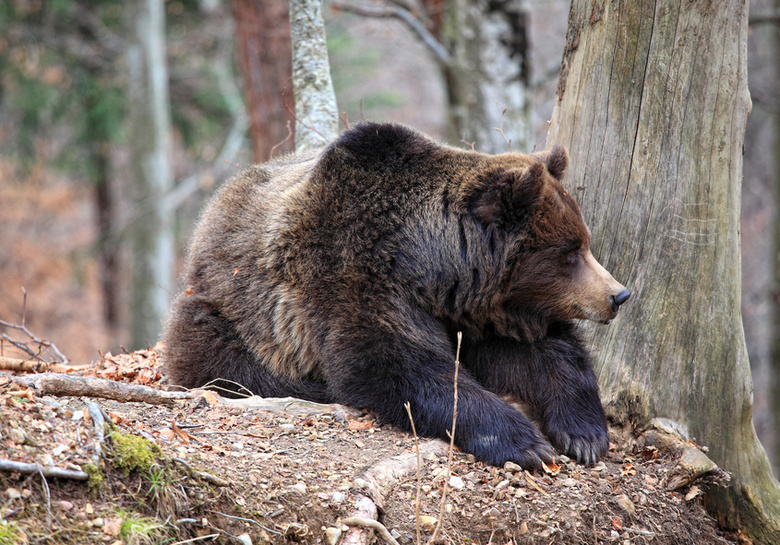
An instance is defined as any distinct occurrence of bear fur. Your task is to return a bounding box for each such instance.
[163,122,630,469]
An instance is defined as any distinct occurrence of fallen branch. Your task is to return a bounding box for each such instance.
[341,517,400,545]
[0,356,77,374]
[10,373,194,406]
[0,459,88,481]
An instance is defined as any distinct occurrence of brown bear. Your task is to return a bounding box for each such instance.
[164,122,630,469]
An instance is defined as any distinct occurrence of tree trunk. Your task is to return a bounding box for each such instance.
[548,1,780,542]
[289,0,339,153]
[768,0,780,481]
[442,0,531,153]
[231,0,295,161]
[125,0,175,349]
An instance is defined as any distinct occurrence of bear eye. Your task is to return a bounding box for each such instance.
[566,249,581,265]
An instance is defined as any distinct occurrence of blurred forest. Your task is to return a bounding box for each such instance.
[0,0,778,475]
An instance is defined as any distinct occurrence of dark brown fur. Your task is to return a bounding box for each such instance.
[164,123,629,468]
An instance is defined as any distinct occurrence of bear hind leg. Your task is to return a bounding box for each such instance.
[164,296,331,403]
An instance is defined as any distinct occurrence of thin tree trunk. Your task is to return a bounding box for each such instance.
[442,0,530,153]
[769,0,780,482]
[231,0,295,161]
[289,0,339,153]
[125,0,175,349]
[548,1,780,542]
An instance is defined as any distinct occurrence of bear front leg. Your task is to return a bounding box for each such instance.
[464,323,609,466]
[324,326,556,470]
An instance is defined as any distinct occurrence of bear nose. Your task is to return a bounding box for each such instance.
[610,289,631,312]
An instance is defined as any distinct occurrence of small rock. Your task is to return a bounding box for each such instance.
[6,487,21,500]
[291,483,307,495]
[448,475,465,490]
[419,515,437,531]
[324,526,342,545]
[390,529,402,540]
[279,423,296,432]
[354,478,368,489]
[331,492,346,503]
[92,517,104,528]
[561,478,578,487]
[614,494,636,516]
[9,428,25,444]
[58,500,75,511]
[504,461,523,473]
[237,533,253,545]
[85,503,94,515]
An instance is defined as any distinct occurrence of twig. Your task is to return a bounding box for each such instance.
[428,331,461,544]
[87,402,108,465]
[37,468,54,520]
[171,458,231,487]
[333,2,451,66]
[405,402,422,545]
[0,459,88,480]
[11,373,195,406]
[341,517,400,545]
[1,292,69,364]
[460,133,476,151]
[493,107,512,152]
[269,120,294,158]
[205,509,281,535]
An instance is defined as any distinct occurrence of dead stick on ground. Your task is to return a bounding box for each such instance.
[404,402,422,545]
[0,356,76,374]
[11,373,195,406]
[0,459,88,481]
[428,331,461,544]
[341,517,400,545]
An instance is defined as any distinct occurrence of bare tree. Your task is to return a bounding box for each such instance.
[334,0,531,153]
[231,0,295,161]
[125,0,176,349]
[290,0,339,152]
[548,1,780,541]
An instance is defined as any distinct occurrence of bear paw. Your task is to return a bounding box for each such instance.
[466,428,557,470]
[545,426,609,467]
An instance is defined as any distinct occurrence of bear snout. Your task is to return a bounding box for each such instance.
[609,289,631,313]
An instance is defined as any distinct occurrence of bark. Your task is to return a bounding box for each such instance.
[442,0,531,153]
[289,0,339,153]
[547,1,780,542]
[124,0,176,349]
[769,0,780,480]
[230,0,295,161]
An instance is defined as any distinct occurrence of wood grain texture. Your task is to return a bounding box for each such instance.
[548,1,780,541]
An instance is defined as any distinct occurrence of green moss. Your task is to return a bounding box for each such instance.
[83,462,105,492]
[110,432,162,476]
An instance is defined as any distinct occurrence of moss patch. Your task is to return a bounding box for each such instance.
[109,431,162,476]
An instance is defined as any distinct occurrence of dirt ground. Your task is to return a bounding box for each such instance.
[0,348,740,545]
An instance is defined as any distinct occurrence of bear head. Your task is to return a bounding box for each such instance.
[466,146,629,331]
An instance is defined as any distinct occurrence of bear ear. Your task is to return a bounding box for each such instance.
[469,164,544,227]
[534,145,568,180]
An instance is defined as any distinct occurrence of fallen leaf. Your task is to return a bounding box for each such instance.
[348,419,373,431]
[611,518,623,531]
[542,459,560,476]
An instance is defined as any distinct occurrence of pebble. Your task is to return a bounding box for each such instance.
[614,493,636,516]
[291,483,307,495]
[324,526,342,545]
[419,515,437,531]
[504,461,523,473]
[449,475,465,490]
[5,487,21,500]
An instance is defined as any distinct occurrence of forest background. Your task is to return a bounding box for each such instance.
[0,0,778,480]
